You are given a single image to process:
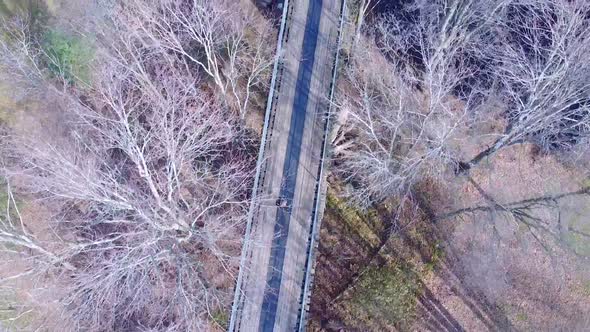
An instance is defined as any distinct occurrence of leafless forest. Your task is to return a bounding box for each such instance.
[315,0,590,330]
[0,0,589,331]
[0,0,273,330]
[335,0,590,206]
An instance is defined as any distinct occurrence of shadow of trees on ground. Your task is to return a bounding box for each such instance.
[308,185,515,332]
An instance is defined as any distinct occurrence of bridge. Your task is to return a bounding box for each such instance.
[228,0,345,331]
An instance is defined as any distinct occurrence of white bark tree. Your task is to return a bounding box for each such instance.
[466,0,590,169]
[118,0,274,119]
[335,0,504,206]
[0,0,264,329]
[335,0,590,206]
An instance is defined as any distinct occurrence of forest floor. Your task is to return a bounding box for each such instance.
[309,144,590,331]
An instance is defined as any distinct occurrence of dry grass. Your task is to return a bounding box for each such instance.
[434,144,590,331]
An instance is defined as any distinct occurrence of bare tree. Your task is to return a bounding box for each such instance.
[0,179,74,275]
[0,0,263,329]
[0,16,46,98]
[333,39,438,207]
[436,181,590,256]
[464,0,590,169]
[335,0,590,207]
[352,0,375,48]
[118,0,274,119]
[334,0,504,206]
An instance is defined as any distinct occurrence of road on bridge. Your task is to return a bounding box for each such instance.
[229,0,343,331]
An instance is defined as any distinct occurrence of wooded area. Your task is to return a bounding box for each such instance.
[312,0,590,330]
[0,0,273,330]
[0,0,589,331]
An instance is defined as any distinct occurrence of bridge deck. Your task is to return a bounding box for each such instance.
[231,0,342,331]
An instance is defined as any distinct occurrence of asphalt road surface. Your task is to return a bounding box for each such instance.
[231,0,342,331]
